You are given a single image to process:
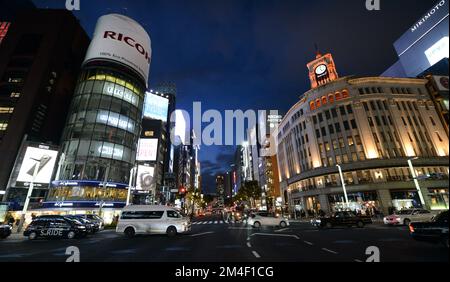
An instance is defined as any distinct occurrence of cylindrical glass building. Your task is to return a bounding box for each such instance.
[44,14,151,219]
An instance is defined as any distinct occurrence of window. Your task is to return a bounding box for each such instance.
[436,132,443,142]
[10,92,20,98]
[346,104,353,114]
[329,94,335,104]
[319,143,324,154]
[363,102,369,111]
[343,121,350,131]
[370,101,376,111]
[335,123,341,133]
[350,119,358,129]
[401,117,407,126]
[325,142,331,151]
[313,115,318,124]
[328,124,335,134]
[430,117,436,126]
[0,122,8,131]
[325,110,331,120]
[355,135,362,145]
[315,129,321,138]
[333,140,339,150]
[368,117,374,127]
[0,107,14,113]
[310,101,316,111]
[339,138,345,148]
[331,108,338,118]
[339,106,346,115]
[121,211,165,219]
[347,137,354,146]
[318,113,323,123]
[167,211,182,218]
[321,127,327,137]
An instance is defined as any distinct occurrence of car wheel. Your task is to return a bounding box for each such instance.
[253,221,261,228]
[67,231,76,239]
[357,221,364,228]
[403,219,411,226]
[28,232,38,240]
[325,222,333,229]
[166,226,177,237]
[280,221,287,228]
[124,227,135,238]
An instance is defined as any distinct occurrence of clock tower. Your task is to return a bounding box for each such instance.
[307,51,339,89]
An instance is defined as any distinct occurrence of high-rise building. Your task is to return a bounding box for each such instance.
[277,51,449,216]
[43,14,151,223]
[382,0,449,78]
[0,9,89,205]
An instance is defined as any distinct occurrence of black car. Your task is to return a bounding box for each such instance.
[65,215,98,234]
[0,224,12,239]
[23,215,88,240]
[311,211,373,229]
[409,210,449,248]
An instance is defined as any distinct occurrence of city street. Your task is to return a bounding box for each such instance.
[0,215,447,262]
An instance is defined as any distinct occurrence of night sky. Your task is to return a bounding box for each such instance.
[31,0,436,193]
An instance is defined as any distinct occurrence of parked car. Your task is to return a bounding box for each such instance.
[65,215,97,234]
[0,224,12,239]
[116,205,191,237]
[83,214,104,231]
[23,215,88,240]
[409,210,449,248]
[311,211,372,229]
[248,212,289,228]
[383,208,437,226]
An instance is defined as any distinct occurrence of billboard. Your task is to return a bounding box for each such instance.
[83,14,152,85]
[143,92,169,122]
[136,165,155,190]
[17,147,59,185]
[136,138,158,161]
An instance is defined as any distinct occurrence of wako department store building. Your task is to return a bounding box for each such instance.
[277,52,449,216]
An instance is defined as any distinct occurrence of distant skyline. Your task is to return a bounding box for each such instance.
[30,0,437,193]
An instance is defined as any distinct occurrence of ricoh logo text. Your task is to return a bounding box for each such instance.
[66,0,80,11]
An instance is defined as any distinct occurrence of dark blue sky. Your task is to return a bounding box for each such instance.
[32,0,436,193]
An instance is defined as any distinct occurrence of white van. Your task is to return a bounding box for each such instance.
[116,205,191,237]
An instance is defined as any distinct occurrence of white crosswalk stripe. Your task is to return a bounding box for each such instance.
[192,220,228,225]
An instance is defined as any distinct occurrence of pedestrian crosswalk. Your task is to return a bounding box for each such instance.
[191,220,228,225]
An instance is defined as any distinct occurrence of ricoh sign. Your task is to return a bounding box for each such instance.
[83,14,152,85]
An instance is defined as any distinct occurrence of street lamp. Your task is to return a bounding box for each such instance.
[336,164,349,209]
[407,157,426,207]
[17,158,41,233]
[126,166,137,206]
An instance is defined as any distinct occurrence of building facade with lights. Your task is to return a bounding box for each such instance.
[277,52,449,216]
[43,14,151,222]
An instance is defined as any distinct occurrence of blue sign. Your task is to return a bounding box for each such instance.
[143,92,169,122]
[52,180,129,189]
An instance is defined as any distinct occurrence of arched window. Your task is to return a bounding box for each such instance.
[310,101,316,111]
[316,99,321,108]
[322,96,327,105]
[342,89,349,99]
[335,92,342,100]
[328,94,335,104]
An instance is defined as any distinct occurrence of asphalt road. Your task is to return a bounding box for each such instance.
[0,215,448,262]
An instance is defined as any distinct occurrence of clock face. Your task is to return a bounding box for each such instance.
[315,64,327,75]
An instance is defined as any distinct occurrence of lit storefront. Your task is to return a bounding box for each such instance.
[328,191,379,213]
[428,188,449,210]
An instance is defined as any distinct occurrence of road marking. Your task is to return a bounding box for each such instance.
[252,251,261,258]
[165,247,190,252]
[228,227,252,230]
[303,241,314,246]
[354,259,363,262]
[275,228,290,232]
[208,221,213,224]
[321,248,338,255]
[250,233,300,240]
[202,222,208,225]
[214,221,219,224]
[247,242,252,248]
[220,220,224,224]
[247,237,251,241]
[190,231,214,237]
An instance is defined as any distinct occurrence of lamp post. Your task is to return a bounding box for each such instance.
[336,164,349,209]
[17,158,41,233]
[407,157,426,208]
[126,166,136,206]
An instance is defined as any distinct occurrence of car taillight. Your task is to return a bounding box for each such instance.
[409,224,415,233]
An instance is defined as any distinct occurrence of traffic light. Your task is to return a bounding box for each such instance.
[179,186,186,194]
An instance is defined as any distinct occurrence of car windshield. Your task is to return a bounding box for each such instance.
[395,210,413,215]
[64,217,83,225]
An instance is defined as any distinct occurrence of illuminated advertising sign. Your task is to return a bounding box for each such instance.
[136,165,155,190]
[143,92,169,122]
[83,14,152,85]
[425,36,449,66]
[137,138,158,161]
[17,147,59,185]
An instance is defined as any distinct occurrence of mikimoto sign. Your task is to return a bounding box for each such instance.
[83,14,152,85]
